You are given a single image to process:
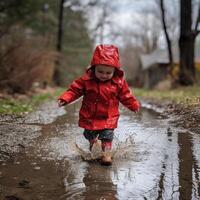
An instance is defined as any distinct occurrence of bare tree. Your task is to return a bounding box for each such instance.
[97,5,110,44]
[179,0,200,85]
[57,0,82,51]
[83,0,116,45]
[57,0,65,52]
[124,13,161,53]
[159,0,174,75]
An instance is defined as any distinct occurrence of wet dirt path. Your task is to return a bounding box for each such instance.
[0,102,200,200]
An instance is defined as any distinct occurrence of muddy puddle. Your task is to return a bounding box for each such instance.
[0,101,200,200]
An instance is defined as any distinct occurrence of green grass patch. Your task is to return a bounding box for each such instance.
[134,85,200,106]
[1,85,199,114]
[0,87,66,114]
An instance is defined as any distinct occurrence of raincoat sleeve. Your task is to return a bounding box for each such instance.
[118,79,140,112]
[58,77,85,104]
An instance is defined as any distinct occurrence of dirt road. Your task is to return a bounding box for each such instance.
[0,101,200,199]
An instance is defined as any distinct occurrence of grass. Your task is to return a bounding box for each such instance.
[1,85,199,114]
[134,85,200,106]
[0,87,65,114]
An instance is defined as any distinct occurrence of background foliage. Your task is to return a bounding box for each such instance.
[0,0,92,93]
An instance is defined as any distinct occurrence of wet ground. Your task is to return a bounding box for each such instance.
[0,101,200,200]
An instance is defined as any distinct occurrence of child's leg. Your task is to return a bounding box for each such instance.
[98,129,114,165]
[83,129,99,151]
[98,129,114,152]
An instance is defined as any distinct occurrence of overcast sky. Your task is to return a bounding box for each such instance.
[88,0,160,46]
[83,0,200,49]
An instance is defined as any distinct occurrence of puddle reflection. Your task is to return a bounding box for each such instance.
[178,131,200,200]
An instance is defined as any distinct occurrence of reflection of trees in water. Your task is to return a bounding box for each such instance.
[156,154,168,200]
[155,130,200,200]
[193,157,200,199]
[82,163,117,200]
[178,131,200,199]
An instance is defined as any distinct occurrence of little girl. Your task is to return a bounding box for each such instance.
[58,44,140,165]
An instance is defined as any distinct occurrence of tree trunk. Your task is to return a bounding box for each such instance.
[179,34,195,85]
[160,0,174,75]
[179,0,195,85]
[57,0,65,52]
[54,0,65,86]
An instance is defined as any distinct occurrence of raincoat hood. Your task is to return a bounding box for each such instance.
[90,44,121,68]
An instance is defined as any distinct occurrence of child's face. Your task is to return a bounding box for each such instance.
[95,65,115,81]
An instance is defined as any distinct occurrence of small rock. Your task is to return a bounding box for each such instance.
[5,195,23,200]
[18,144,25,148]
[31,162,37,166]
[34,166,40,170]
[18,179,30,189]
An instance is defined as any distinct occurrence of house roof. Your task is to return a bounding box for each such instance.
[141,49,169,70]
[141,45,200,70]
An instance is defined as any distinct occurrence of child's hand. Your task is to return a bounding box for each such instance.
[58,99,66,107]
[134,108,139,113]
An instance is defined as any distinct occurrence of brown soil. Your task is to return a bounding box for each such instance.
[143,98,200,134]
[167,103,200,134]
[0,100,65,161]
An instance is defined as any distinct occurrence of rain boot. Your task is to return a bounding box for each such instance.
[101,141,112,165]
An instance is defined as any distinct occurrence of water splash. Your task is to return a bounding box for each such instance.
[73,134,139,164]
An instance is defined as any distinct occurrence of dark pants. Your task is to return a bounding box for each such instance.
[83,129,114,151]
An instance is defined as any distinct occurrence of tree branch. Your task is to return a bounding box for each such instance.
[159,0,173,68]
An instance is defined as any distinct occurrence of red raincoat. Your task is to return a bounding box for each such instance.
[59,45,140,130]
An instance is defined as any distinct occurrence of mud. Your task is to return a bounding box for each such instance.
[0,101,66,161]
[143,98,200,134]
[0,99,200,200]
[168,103,200,134]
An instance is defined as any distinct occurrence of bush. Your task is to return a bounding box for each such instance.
[0,30,58,93]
